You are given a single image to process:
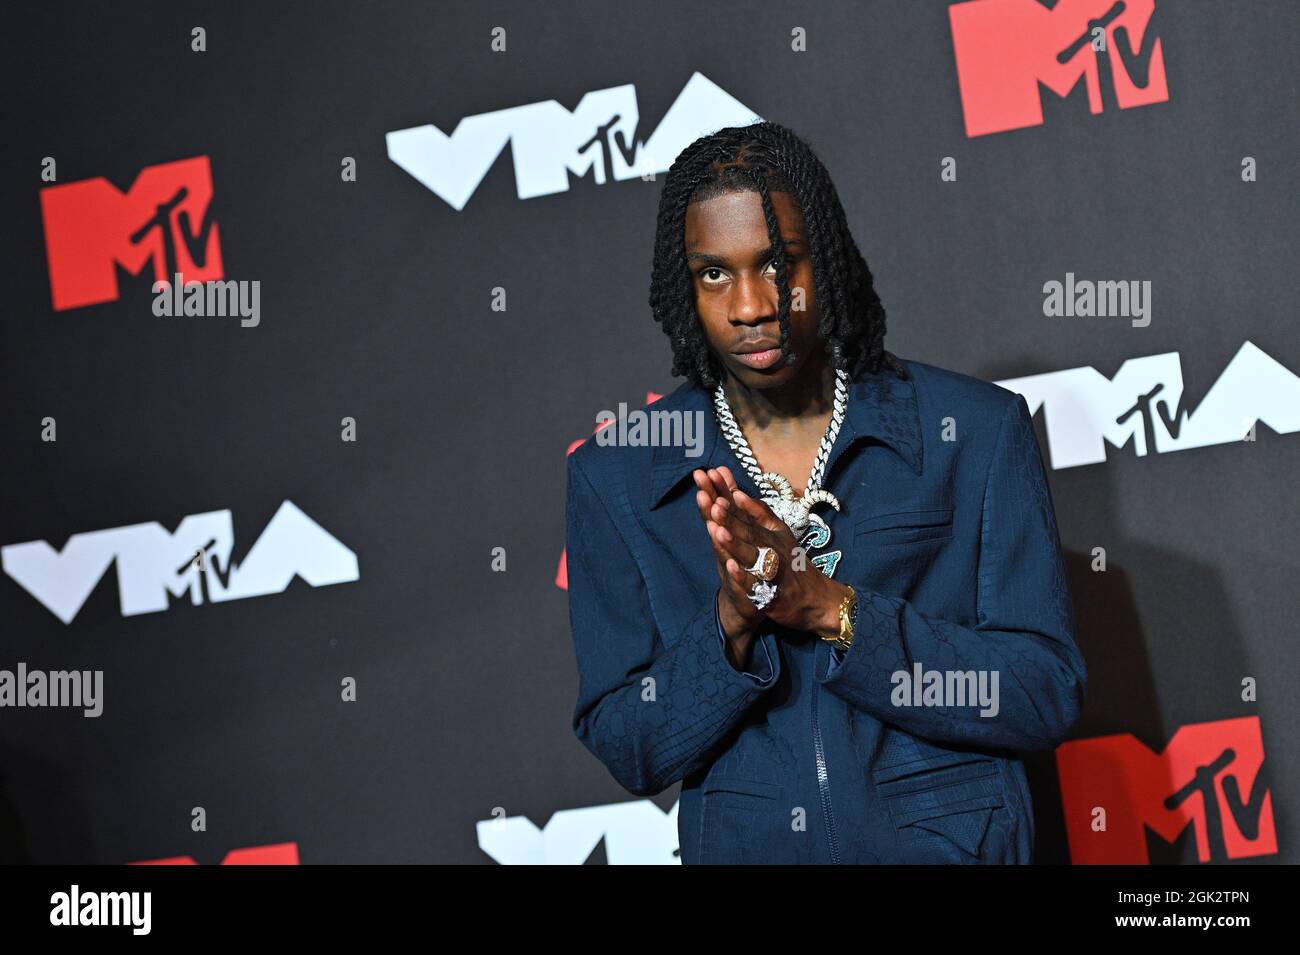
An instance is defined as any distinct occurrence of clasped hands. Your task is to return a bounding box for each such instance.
[693,465,847,646]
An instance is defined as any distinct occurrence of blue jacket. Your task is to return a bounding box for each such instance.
[564,358,1087,863]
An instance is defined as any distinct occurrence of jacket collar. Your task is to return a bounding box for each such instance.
[648,361,923,510]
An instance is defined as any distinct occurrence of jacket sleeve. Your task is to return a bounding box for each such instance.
[566,450,783,796]
[814,393,1087,752]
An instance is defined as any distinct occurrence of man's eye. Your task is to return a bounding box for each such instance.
[701,267,725,283]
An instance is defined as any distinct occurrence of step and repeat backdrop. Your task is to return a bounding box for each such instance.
[1,0,1295,864]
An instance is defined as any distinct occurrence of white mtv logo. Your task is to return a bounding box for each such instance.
[2,500,359,624]
[386,72,762,210]
[477,798,680,865]
[996,341,1300,469]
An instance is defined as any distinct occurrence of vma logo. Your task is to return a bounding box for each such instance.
[995,341,1300,469]
[949,0,1168,137]
[387,72,761,210]
[1057,717,1275,864]
[2,501,358,625]
[478,799,679,864]
[40,156,222,311]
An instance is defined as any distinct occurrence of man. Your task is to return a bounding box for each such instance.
[565,120,1086,863]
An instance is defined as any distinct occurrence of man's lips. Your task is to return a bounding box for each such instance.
[733,346,785,370]
[733,340,780,355]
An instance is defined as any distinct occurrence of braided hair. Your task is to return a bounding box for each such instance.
[648,120,908,392]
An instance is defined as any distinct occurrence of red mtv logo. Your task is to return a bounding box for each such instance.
[949,0,1168,137]
[130,841,299,865]
[1057,716,1275,864]
[39,155,222,311]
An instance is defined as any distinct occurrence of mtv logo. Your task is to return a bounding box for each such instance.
[949,0,1168,137]
[131,842,300,865]
[2,500,359,624]
[387,72,761,210]
[995,341,1300,469]
[1057,716,1276,864]
[477,798,680,864]
[40,155,222,310]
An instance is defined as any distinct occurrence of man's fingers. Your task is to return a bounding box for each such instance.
[726,558,756,587]
[706,467,739,504]
[706,521,737,567]
[693,470,716,505]
[733,488,787,534]
[713,503,761,554]
[731,489,769,524]
[724,558,756,601]
[726,558,745,584]
[710,496,750,536]
[701,480,764,624]
[711,491,760,533]
[708,524,755,601]
[695,488,715,525]
[710,517,760,574]
[693,470,721,525]
[723,560,765,626]
[712,468,765,532]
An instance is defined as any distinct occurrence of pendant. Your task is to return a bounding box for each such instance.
[758,472,842,579]
[797,522,842,579]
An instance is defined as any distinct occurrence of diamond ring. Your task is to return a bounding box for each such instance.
[748,579,777,610]
[746,546,780,582]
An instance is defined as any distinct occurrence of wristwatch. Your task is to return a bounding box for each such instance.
[822,586,857,653]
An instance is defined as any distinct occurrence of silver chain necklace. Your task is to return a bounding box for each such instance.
[712,368,849,547]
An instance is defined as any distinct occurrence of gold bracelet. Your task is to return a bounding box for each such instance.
[823,586,857,653]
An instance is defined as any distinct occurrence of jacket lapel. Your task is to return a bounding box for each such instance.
[648,362,924,512]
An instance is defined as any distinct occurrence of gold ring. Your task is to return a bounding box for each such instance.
[747,546,780,582]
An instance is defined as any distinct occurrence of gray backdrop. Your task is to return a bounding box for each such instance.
[1,0,1295,864]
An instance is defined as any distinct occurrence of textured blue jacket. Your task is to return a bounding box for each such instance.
[564,358,1086,864]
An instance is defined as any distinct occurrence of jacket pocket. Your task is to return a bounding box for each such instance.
[873,757,1006,860]
[698,777,782,864]
[853,507,954,545]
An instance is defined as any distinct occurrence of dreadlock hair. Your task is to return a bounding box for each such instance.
[648,120,908,392]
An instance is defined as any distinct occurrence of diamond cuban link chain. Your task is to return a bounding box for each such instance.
[711,368,849,543]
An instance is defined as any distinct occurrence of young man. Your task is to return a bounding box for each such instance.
[565,121,1086,864]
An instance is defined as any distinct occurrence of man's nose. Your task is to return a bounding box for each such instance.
[730,272,776,325]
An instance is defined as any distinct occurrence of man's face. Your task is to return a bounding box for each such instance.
[684,188,821,389]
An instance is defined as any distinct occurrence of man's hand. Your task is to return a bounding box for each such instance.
[696,465,849,640]
[692,467,766,668]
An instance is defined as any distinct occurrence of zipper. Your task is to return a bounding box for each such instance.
[811,683,842,864]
